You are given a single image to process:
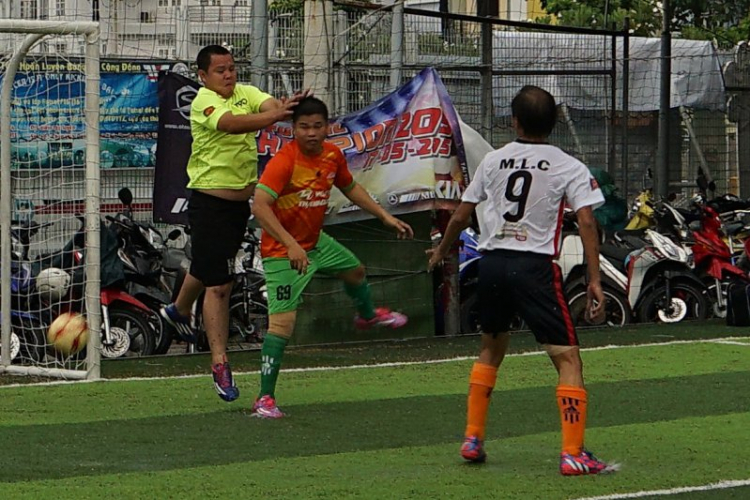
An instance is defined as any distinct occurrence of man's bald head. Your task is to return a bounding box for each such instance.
[511,86,558,139]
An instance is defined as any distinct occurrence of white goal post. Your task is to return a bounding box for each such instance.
[0,20,101,380]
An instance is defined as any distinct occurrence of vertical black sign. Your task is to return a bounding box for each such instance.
[153,72,199,224]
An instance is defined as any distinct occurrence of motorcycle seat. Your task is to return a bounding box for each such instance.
[725,221,746,236]
[613,231,647,250]
[600,244,631,273]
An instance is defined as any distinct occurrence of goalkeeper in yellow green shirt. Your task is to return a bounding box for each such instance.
[160,44,304,402]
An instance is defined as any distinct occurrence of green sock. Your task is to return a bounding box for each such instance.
[345,279,376,320]
[259,333,288,398]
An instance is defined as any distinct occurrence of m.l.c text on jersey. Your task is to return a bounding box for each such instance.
[498,158,550,171]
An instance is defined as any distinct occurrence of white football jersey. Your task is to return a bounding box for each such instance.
[462,140,605,255]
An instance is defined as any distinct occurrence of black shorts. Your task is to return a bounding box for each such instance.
[477,249,578,346]
[187,190,251,287]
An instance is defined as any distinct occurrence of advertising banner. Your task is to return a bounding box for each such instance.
[3,59,170,170]
[154,67,469,225]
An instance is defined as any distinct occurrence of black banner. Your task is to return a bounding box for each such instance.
[153,72,198,224]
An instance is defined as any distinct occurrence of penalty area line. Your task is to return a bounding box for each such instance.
[572,478,750,500]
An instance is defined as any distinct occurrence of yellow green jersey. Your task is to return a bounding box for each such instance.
[187,83,273,189]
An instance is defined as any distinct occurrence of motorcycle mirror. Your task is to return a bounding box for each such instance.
[167,229,182,240]
[667,192,677,202]
[118,188,134,206]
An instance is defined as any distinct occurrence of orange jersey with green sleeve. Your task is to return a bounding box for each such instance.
[257,141,355,258]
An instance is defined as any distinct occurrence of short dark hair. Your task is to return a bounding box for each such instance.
[511,86,557,138]
[196,45,232,72]
[293,96,329,123]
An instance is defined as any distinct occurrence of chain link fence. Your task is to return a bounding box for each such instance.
[2,1,740,204]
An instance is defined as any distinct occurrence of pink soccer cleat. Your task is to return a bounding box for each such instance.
[560,449,619,476]
[355,307,408,330]
[460,436,487,463]
[251,395,285,419]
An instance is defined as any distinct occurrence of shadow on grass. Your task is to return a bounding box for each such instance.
[0,370,747,482]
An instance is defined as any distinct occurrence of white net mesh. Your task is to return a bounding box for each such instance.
[1,26,100,379]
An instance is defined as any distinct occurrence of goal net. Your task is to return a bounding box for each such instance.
[0,21,101,380]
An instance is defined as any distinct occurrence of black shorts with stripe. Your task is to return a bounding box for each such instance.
[477,249,578,346]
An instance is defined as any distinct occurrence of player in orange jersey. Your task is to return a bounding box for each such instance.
[250,96,413,418]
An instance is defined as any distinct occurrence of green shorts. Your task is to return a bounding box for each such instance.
[263,232,361,314]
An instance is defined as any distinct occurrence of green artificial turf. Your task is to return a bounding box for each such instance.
[0,340,748,499]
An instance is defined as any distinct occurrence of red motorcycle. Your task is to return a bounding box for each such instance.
[40,217,158,358]
[690,203,750,318]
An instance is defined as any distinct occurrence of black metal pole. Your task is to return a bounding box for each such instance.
[622,18,630,201]
[609,27,617,175]
[656,0,671,199]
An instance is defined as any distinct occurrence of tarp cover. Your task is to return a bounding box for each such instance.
[491,32,725,113]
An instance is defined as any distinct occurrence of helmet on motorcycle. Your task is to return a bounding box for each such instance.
[35,267,71,302]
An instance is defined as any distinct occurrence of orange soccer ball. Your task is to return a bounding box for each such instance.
[47,313,89,356]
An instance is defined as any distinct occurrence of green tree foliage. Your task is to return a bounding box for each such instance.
[538,0,661,35]
[538,0,750,48]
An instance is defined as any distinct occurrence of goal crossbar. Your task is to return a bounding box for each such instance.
[0,20,99,35]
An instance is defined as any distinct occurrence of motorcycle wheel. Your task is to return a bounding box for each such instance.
[0,331,20,362]
[567,287,632,327]
[153,316,175,355]
[136,295,173,355]
[106,305,156,357]
[637,281,708,324]
[13,317,47,364]
[702,277,741,320]
[228,293,268,344]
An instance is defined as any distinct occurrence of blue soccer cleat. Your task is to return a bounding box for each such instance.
[160,303,198,343]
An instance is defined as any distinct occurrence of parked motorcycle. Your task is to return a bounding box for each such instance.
[38,216,158,358]
[106,188,186,354]
[0,233,48,364]
[446,212,632,334]
[172,224,268,352]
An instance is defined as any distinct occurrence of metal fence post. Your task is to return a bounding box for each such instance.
[608,27,616,175]
[622,18,630,201]
[389,0,404,90]
[304,0,333,107]
[479,6,493,142]
[252,0,268,88]
[656,0,672,199]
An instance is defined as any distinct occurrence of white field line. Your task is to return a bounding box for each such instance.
[1,336,749,389]
[708,339,750,346]
[572,478,750,500]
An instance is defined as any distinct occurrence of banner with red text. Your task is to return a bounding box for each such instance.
[154,67,469,225]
